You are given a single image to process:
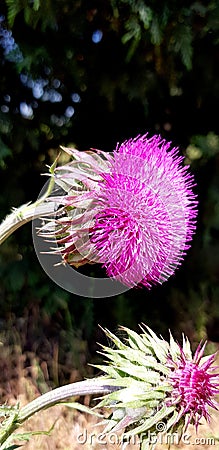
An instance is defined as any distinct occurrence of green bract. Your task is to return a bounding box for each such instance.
[92,325,214,450]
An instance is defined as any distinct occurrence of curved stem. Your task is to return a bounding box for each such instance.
[0,379,117,447]
[0,201,55,245]
[19,379,115,422]
[0,158,57,246]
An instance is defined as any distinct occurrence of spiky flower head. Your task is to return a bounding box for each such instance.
[94,326,219,449]
[166,339,219,429]
[41,134,198,288]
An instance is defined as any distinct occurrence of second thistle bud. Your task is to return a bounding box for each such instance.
[93,326,219,449]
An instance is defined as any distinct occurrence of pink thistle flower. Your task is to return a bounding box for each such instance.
[41,133,198,288]
[167,340,219,430]
[90,134,198,287]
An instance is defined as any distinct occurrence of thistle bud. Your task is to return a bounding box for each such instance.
[93,326,219,449]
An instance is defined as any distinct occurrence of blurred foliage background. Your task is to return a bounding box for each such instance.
[0,0,219,388]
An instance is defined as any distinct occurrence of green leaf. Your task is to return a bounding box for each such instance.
[122,326,152,353]
[172,24,193,70]
[122,17,141,45]
[33,0,40,11]
[0,138,12,168]
[5,0,24,27]
[124,405,175,437]
[138,6,152,29]
[3,446,22,450]
[150,17,163,45]
[62,402,103,417]
[101,328,126,350]
[113,362,161,383]
[13,420,58,441]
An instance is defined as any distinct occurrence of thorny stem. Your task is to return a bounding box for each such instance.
[0,379,117,447]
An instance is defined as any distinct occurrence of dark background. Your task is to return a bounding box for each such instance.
[0,0,219,386]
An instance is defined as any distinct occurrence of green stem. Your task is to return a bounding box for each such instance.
[19,379,114,422]
[0,379,116,447]
[0,165,56,246]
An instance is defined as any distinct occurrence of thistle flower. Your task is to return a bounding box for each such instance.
[94,326,219,449]
[41,134,198,288]
[166,339,219,430]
